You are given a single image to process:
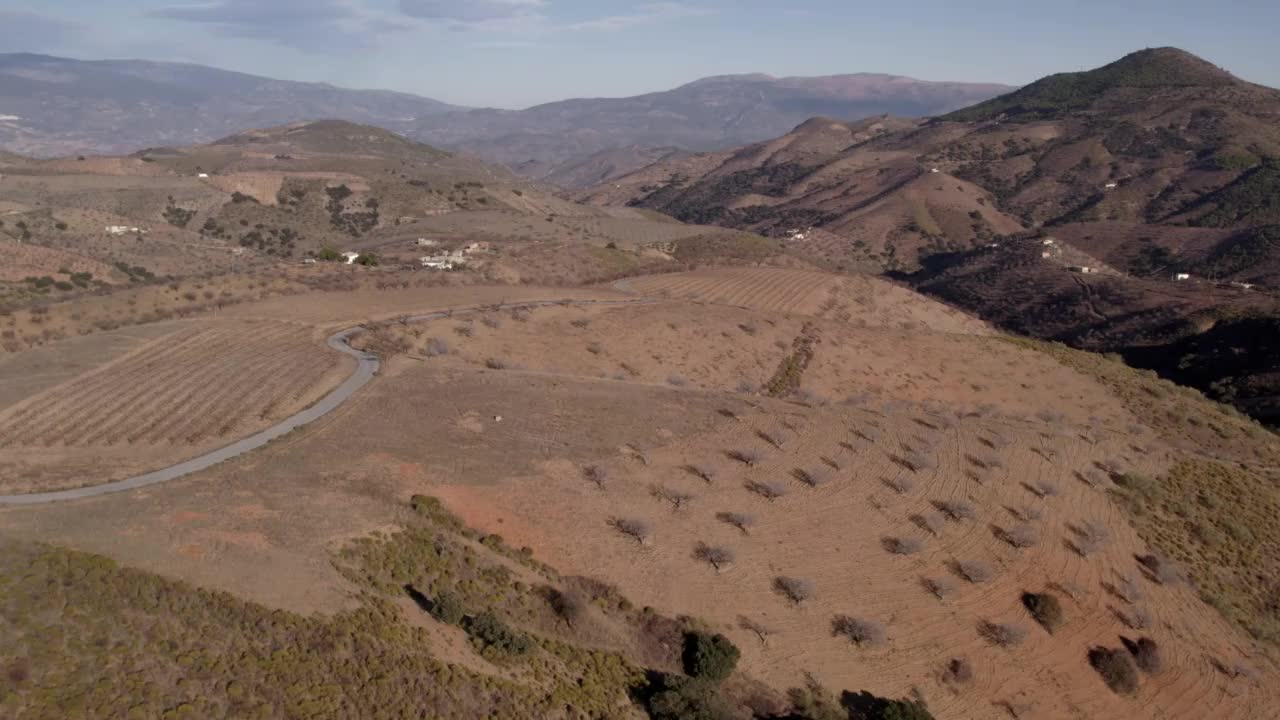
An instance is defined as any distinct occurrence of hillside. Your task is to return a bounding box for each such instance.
[0,53,464,158]
[414,74,1013,185]
[577,48,1280,422]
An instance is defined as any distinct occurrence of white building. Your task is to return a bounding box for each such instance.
[1069,266,1095,274]
[415,238,438,247]
[197,173,209,179]
[106,226,130,236]
[1173,273,1191,281]
[1042,238,1056,246]
[1104,182,1118,189]
[341,251,361,264]
[1041,251,1053,259]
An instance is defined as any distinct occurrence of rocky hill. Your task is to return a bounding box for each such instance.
[578,48,1280,423]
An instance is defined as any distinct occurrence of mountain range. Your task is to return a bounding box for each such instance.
[0,53,1011,183]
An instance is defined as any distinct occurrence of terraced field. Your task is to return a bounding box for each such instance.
[623,267,991,333]
[0,319,346,493]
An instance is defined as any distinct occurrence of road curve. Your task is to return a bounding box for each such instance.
[0,297,647,506]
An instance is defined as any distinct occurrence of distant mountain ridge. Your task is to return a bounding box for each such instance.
[413,73,1014,184]
[0,53,465,158]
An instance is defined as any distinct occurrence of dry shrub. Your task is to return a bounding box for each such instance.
[1120,606,1153,630]
[582,464,609,489]
[774,576,814,606]
[484,357,509,370]
[832,616,886,647]
[730,448,765,467]
[650,483,695,511]
[943,657,973,685]
[1029,479,1060,499]
[1073,520,1111,557]
[759,428,788,449]
[424,337,450,356]
[687,464,718,483]
[903,451,936,473]
[1137,553,1183,585]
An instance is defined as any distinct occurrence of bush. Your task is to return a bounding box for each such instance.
[747,480,788,501]
[1003,524,1040,548]
[644,675,734,720]
[429,590,466,625]
[609,517,652,545]
[583,464,609,489]
[424,337,449,357]
[683,632,740,682]
[730,448,766,466]
[1089,646,1140,694]
[548,589,587,628]
[936,499,976,521]
[924,577,958,600]
[693,543,735,572]
[887,537,923,555]
[1128,637,1163,674]
[774,576,815,605]
[796,467,833,487]
[843,690,935,720]
[464,610,532,655]
[1022,592,1065,633]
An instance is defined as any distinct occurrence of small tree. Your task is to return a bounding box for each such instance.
[610,517,653,545]
[913,512,945,536]
[957,560,995,584]
[795,467,834,488]
[937,499,976,521]
[1120,606,1153,630]
[903,452,935,473]
[693,543,736,572]
[1029,479,1060,499]
[942,657,973,685]
[548,589,587,628]
[887,537,924,555]
[1089,646,1140,694]
[1021,592,1065,633]
[687,463,718,483]
[979,621,1028,647]
[774,576,815,606]
[424,337,450,356]
[1129,637,1163,674]
[1003,524,1040,549]
[1137,553,1183,585]
[738,616,776,646]
[683,632,740,682]
[716,511,756,535]
[924,576,958,600]
[583,464,609,489]
[832,616,886,647]
[1073,520,1110,556]
[759,428,788,449]
[730,448,765,467]
[886,476,916,494]
[747,480,789,502]
[651,483,695,511]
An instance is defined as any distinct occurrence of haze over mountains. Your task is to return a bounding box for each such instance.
[0,53,1011,183]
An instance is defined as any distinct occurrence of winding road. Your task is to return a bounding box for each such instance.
[0,297,647,506]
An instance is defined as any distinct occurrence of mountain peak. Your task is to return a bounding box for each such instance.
[945,47,1246,122]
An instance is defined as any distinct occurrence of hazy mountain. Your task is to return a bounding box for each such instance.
[0,53,465,158]
[412,73,1014,184]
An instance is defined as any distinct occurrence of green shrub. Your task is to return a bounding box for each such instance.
[316,246,342,262]
[464,610,532,656]
[682,632,739,682]
[844,690,935,720]
[644,675,733,720]
[355,253,379,266]
[1022,592,1065,633]
[430,590,466,625]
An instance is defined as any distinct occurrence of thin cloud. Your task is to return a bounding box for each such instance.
[565,2,712,32]
[0,11,81,50]
[399,0,547,24]
[150,0,411,51]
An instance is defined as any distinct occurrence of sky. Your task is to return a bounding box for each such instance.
[3,1,1278,108]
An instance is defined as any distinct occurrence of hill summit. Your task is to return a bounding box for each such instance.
[946,47,1245,121]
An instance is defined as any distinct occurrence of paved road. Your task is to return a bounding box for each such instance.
[0,297,646,506]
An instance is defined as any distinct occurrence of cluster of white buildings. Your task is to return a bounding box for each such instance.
[105,225,142,236]
[419,241,488,270]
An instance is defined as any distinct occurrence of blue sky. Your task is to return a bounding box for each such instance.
[3,1,1277,108]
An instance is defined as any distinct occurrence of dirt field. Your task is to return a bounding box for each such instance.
[0,275,1276,719]
[0,318,349,492]
[620,268,990,331]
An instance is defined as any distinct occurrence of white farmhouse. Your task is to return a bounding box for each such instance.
[415,238,439,247]
[1173,273,1191,281]
[1104,182,1118,189]
[341,251,361,264]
